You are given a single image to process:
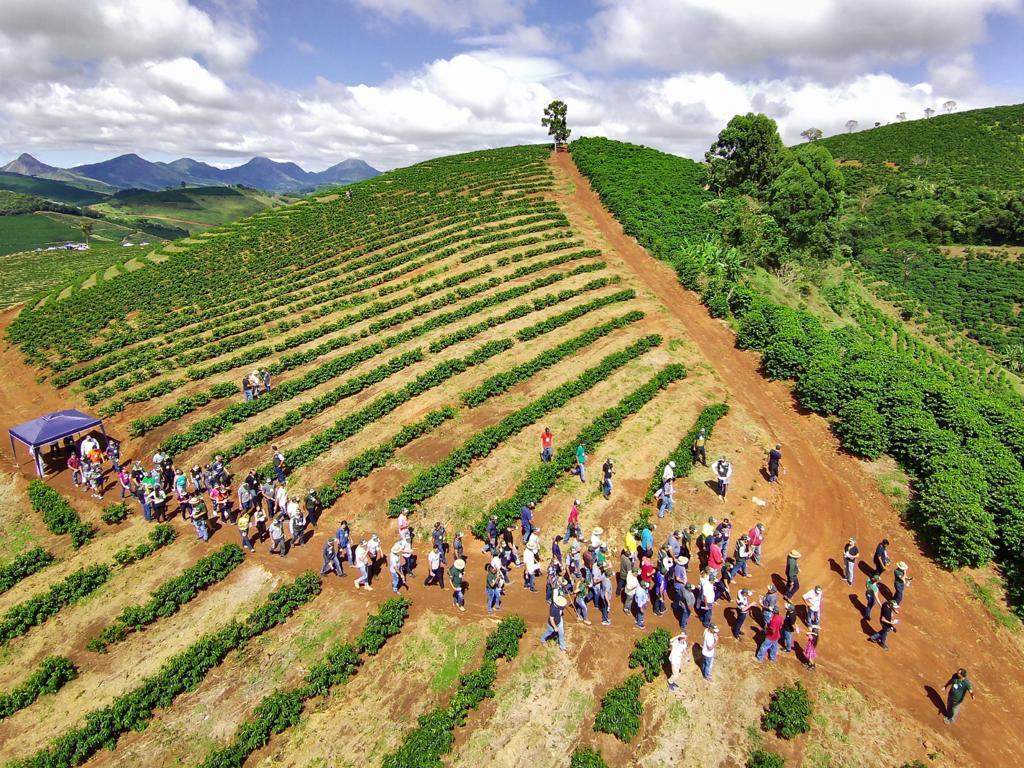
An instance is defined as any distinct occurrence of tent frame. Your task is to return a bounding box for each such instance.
[8,420,106,478]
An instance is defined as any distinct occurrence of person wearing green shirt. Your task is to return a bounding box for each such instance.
[573,443,587,483]
[449,559,466,612]
[943,668,975,723]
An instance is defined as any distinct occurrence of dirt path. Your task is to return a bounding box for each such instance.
[551,150,1024,767]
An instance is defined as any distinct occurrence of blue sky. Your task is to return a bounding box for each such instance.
[1,0,1022,171]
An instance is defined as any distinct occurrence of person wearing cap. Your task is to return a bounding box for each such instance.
[692,429,708,467]
[624,528,639,560]
[573,573,592,626]
[803,585,824,626]
[540,593,568,651]
[729,534,752,580]
[272,445,286,483]
[757,609,784,662]
[873,538,890,577]
[189,495,210,541]
[540,427,554,462]
[523,539,540,592]
[653,557,670,616]
[748,523,765,566]
[453,531,465,563]
[671,558,692,626]
[893,561,912,605]
[593,563,612,625]
[869,599,900,649]
[942,668,975,723]
[713,457,732,501]
[354,540,372,590]
[656,475,676,519]
[698,570,715,627]
[485,563,502,613]
[388,544,406,594]
[425,545,445,588]
[760,585,779,627]
[733,588,753,638]
[520,502,535,543]
[785,550,801,598]
[485,515,500,552]
[288,499,306,551]
[767,444,782,483]
[268,515,285,556]
[843,538,860,586]
[321,537,344,577]
[862,573,881,620]
[701,624,719,680]
[707,538,724,579]
[432,522,447,564]
[335,521,352,563]
[668,631,688,690]
[449,559,467,612]
[601,458,614,499]
[699,517,716,555]
[716,518,733,563]
[304,488,323,525]
[666,530,683,560]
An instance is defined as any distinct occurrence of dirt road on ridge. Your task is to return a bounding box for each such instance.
[552,150,1024,767]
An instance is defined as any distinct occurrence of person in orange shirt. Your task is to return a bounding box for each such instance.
[540,427,554,462]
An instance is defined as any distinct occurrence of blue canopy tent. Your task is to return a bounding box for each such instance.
[8,409,106,477]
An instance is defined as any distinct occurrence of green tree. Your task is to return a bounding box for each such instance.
[705,113,785,195]
[769,143,844,257]
[541,100,571,145]
[79,220,93,245]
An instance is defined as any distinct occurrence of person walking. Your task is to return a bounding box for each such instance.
[893,561,912,605]
[733,588,753,638]
[633,581,649,629]
[573,575,592,626]
[863,573,881,620]
[692,429,707,467]
[667,631,688,691]
[869,599,900,649]
[656,476,675,519]
[873,538,890,577]
[321,538,344,577]
[566,499,581,542]
[767,444,782,483]
[288,500,306,551]
[540,594,568,651]
[524,540,540,592]
[449,559,467,612]
[486,563,502,613]
[760,585,779,627]
[269,516,285,556]
[354,541,372,590]
[237,511,255,553]
[700,625,719,680]
[756,610,784,662]
[541,427,554,462]
[843,538,859,586]
[780,602,801,653]
[728,534,751,579]
[573,443,587,483]
[713,457,732,501]
[425,546,445,588]
[601,458,614,499]
[785,550,801,598]
[943,668,975,724]
[803,585,824,626]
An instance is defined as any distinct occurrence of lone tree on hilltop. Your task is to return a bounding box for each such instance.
[845,119,858,133]
[896,112,907,122]
[542,100,571,149]
[924,107,936,119]
[800,127,823,142]
[943,100,957,113]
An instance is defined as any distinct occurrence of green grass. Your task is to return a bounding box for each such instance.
[0,172,108,205]
[965,574,1021,631]
[92,186,279,232]
[0,212,84,256]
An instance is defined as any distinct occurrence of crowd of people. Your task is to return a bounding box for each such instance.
[62,420,974,725]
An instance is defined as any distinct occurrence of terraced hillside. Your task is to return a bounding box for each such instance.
[0,144,1022,768]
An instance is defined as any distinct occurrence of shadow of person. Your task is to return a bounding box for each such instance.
[827,558,845,579]
[848,593,866,614]
[925,685,947,717]
[859,561,875,577]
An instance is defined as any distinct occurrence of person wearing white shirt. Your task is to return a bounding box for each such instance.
[803,586,824,626]
[662,460,676,483]
[425,548,443,588]
[701,625,719,680]
[668,632,688,690]
[353,542,371,589]
[274,483,289,516]
[523,545,539,592]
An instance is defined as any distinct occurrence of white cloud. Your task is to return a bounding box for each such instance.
[584,0,1019,78]
[348,0,528,31]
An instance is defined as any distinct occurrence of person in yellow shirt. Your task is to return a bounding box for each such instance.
[624,528,639,558]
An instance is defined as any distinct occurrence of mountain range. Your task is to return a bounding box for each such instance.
[0,152,380,193]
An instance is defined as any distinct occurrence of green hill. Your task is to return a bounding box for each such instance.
[820,103,1024,190]
[0,171,109,205]
[91,185,280,232]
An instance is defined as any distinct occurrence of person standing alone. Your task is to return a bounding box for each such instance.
[942,668,975,724]
[767,444,782,483]
[541,427,554,463]
[842,538,859,586]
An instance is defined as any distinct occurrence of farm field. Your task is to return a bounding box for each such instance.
[0,142,1023,768]
[90,186,282,233]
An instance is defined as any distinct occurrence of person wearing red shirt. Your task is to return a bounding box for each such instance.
[540,427,554,462]
[565,499,580,541]
[756,612,784,662]
[707,541,724,576]
[747,522,765,566]
[639,556,655,584]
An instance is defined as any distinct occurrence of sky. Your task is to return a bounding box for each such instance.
[1,0,1022,172]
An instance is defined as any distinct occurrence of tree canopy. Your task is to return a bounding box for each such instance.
[769,143,845,257]
[541,100,571,145]
[705,113,785,195]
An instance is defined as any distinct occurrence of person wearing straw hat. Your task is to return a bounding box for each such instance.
[667,631,688,691]
[449,558,466,612]
[540,593,568,651]
[590,526,604,551]
[701,624,719,680]
[784,550,801,598]
[523,539,541,593]
[893,561,913,605]
[843,538,860,586]
[388,543,406,594]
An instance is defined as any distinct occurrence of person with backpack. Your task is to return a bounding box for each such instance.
[272,446,287,483]
[692,429,707,467]
[843,538,859,586]
[713,457,732,500]
[304,488,323,525]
